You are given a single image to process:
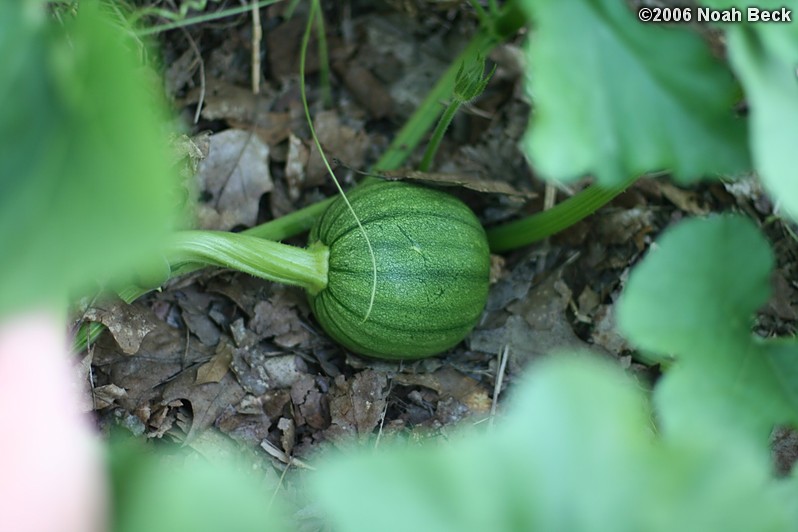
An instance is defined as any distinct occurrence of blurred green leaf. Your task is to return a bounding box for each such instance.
[110,437,288,532]
[0,2,181,316]
[699,0,798,220]
[519,0,749,184]
[312,355,798,531]
[617,215,772,355]
[617,215,798,439]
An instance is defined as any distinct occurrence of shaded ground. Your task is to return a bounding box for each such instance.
[80,0,798,508]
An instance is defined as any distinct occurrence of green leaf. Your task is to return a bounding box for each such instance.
[766,340,798,415]
[720,18,798,219]
[110,437,288,532]
[0,2,181,316]
[519,0,749,184]
[312,355,798,532]
[617,215,798,439]
[617,215,772,355]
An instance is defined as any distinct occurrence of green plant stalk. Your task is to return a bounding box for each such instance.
[245,199,333,240]
[486,175,640,252]
[244,2,524,240]
[73,321,104,350]
[418,52,495,173]
[134,0,281,36]
[418,101,460,172]
[468,0,490,28]
[312,0,332,108]
[167,231,329,294]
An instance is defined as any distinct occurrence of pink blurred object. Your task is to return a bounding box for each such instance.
[0,312,107,532]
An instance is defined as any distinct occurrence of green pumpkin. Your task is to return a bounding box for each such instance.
[308,180,490,359]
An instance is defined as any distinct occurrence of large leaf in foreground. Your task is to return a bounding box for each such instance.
[110,437,288,532]
[520,0,748,184]
[722,16,798,220]
[618,215,798,439]
[0,3,180,316]
[312,356,798,532]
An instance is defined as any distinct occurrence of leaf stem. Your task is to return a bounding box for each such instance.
[243,199,332,240]
[313,1,332,107]
[419,101,460,172]
[486,175,639,252]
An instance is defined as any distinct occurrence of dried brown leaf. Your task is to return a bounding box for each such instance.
[176,289,221,347]
[594,208,655,247]
[393,366,491,415]
[277,416,296,456]
[590,305,631,356]
[290,374,330,430]
[164,47,198,95]
[83,298,159,355]
[216,404,272,446]
[472,273,592,374]
[249,288,311,348]
[659,181,710,215]
[92,307,215,410]
[306,111,369,184]
[576,285,601,321]
[326,370,388,441]
[161,371,246,443]
[285,134,310,201]
[333,61,394,118]
[206,274,270,318]
[91,384,127,410]
[765,271,798,321]
[195,129,272,230]
[267,17,320,79]
[378,170,534,197]
[231,345,309,395]
[195,341,234,385]
[191,79,290,142]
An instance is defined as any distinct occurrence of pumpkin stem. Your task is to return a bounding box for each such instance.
[165,231,329,295]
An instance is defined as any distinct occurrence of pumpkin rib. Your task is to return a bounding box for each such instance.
[307,180,490,359]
